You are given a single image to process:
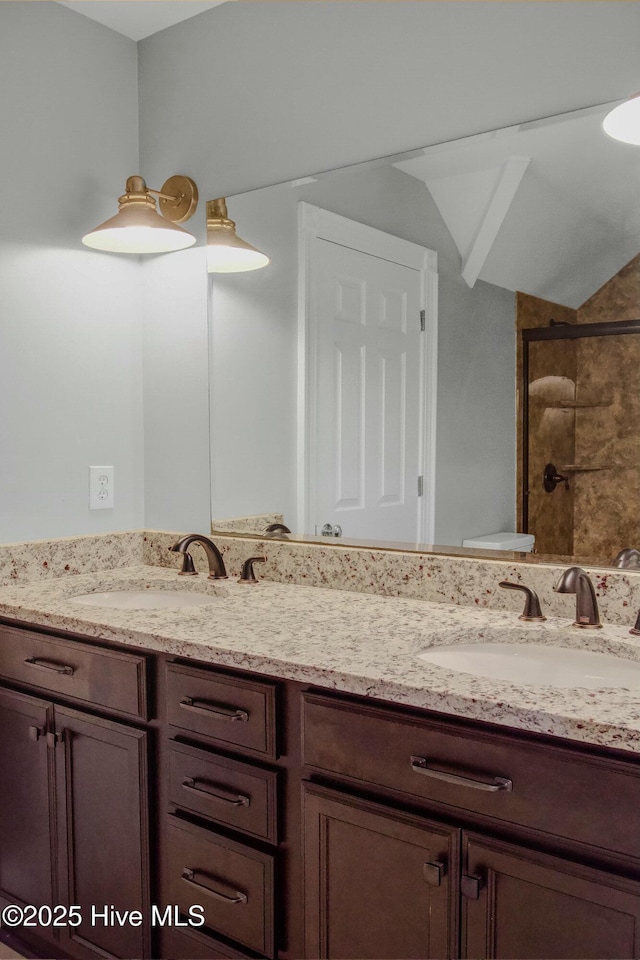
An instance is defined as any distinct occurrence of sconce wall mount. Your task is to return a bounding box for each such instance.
[82,174,198,254]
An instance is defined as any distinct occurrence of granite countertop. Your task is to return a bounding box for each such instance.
[1,564,640,754]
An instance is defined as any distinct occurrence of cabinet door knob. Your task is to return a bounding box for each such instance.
[28,725,44,742]
[423,860,445,887]
[461,874,483,900]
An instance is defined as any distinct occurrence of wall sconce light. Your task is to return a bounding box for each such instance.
[206,198,270,273]
[603,94,640,145]
[82,175,199,253]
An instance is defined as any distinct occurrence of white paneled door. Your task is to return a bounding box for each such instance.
[299,204,438,544]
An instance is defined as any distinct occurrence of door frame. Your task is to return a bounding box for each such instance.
[297,201,438,541]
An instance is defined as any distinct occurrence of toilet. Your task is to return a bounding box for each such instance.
[462,531,535,552]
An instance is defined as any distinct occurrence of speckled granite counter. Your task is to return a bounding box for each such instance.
[1,564,640,755]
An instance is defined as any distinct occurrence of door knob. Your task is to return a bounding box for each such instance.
[321,523,343,537]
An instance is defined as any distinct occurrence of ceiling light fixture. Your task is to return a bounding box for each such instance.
[206,198,270,273]
[603,94,640,145]
[82,175,198,253]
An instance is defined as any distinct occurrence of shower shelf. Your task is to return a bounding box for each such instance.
[549,399,613,409]
[560,464,613,473]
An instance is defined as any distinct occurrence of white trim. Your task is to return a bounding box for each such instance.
[462,155,530,288]
[297,201,438,542]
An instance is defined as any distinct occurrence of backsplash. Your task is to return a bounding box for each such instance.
[0,529,638,628]
[0,531,142,586]
[143,530,640,628]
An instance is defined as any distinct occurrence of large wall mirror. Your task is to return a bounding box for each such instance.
[208,100,640,569]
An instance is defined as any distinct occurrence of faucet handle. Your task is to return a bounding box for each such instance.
[170,548,198,576]
[238,556,266,584]
[498,581,546,622]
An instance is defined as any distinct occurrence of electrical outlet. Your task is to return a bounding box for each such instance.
[89,466,114,510]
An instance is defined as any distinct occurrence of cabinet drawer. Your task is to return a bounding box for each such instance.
[167,663,277,759]
[167,815,274,958]
[168,742,278,844]
[302,692,640,861]
[0,623,148,720]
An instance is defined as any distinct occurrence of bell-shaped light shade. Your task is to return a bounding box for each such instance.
[206,198,269,273]
[603,94,640,145]
[82,176,196,254]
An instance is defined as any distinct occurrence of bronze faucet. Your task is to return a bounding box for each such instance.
[498,581,546,621]
[553,566,601,629]
[170,534,228,580]
[264,523,291,538]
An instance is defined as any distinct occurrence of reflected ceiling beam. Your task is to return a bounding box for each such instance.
[462,155,530,287]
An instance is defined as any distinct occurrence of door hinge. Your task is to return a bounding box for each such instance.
[417,476,424,497]
[420,309,426,332]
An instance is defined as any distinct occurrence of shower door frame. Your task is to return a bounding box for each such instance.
[521,318,640,533]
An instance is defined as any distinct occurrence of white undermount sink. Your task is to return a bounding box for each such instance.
[70,590,218,610]
[417,641,640,689]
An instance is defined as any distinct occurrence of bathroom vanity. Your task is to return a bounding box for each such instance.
[0,563,640,959]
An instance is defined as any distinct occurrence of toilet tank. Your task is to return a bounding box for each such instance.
[462,532,535,552]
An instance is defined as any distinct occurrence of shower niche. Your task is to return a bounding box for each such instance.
[521,319,640,563]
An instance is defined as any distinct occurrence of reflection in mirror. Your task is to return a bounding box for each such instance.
[208,100,640,569]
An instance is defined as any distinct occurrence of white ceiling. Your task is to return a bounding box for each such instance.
[57,1,230,41]
[394,102,636,308]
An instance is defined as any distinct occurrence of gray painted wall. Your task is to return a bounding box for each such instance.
[0,2,143,542]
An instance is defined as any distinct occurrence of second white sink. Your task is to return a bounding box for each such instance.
[71,590,218,610]
[417,641,640,689]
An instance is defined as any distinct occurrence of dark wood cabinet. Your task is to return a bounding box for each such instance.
[163,661,281,960]
[0,623,150,960]
[0,688,55,918]
[303,783,459,959]
[54,706,150,960]
[4,618,640,960]
[461,833,640,959]
[301,690,640,960]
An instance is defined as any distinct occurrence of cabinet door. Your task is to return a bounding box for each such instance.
[462,832,640,959]
[0,688,55,913]
[54,705,150,960]
[303,783,459,959]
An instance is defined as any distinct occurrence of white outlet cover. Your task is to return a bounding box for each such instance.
[89,465,114,510]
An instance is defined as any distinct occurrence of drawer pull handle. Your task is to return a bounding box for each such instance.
[179,697,249,723]
[181,868,247,905]
[410,756,512,792]
[24,657,75,677]
[181,777,250,807]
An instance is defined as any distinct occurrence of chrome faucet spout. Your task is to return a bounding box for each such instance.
[553,566,601,629]
[170,534,228,580]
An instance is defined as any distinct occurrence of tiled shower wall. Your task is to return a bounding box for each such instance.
[518,253,640,563]
[573,253,640,559]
